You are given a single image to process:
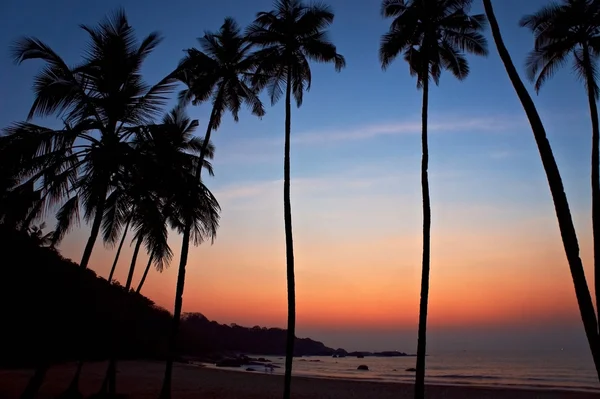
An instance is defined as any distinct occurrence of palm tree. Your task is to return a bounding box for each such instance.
[11,8,176,270]
[157,19,264,399]
[482,0,600,380]
[100,170,173,396]
[246,2,345,397]
[9,10,177,398]
[379,1,487,397]
[97,106,218,397]
[519,0,600,332]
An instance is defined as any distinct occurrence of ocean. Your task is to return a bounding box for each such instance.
[204,351,600,393]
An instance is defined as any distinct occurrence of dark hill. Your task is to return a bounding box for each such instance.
[0,227,337,368]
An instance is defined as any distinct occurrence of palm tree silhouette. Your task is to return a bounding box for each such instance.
[482,0,600,381]
[10,9,177,270]
[99,105,219,396]
[246,1,345,397]
[157,18,263,399]
[379,1,487,397]
[102,116,215,286]
[8,9,177,398]
[520,0,600,333]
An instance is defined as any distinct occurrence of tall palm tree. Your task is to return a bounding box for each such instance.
[482,0,600,380]
[100,170,173,397]
[98,106,217,397]
[156,19,264,399]
[379,1,487,397]
[519,0,600,332]
[246,2,345,397]
[11,8,176,270]
[102,132,214,286]
[9,10,177,399]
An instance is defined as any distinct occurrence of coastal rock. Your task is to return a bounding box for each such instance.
[405,367,417,372]
[246,367,256,372]
[357,365,369,371]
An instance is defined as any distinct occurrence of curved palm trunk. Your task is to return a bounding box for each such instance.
[158,107,218,399]
[136,253,154,293]
[19,363,49,399]
[414,75,431,399]
[282,69,297,399]
[80,186,108,269]
[41,186,111,399]
[107,217,131,282]
[125,236,143,289]
[582,47,600,332]
[102,235,143,395]
[483,0,600,380]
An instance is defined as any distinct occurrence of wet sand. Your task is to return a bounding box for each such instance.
[0,360,599,398]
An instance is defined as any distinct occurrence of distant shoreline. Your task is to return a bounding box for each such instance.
[202,361,600,395]
[1,360,599,399]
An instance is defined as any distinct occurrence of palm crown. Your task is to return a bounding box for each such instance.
[4,9,178,256]
[245,0,346,106]
[178,17,265,129]
[520,0,600,95]
[380,0,488,86]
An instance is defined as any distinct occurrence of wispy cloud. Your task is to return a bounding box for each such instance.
[212,114,526,166]
[489,150,514,160]
[291,114,525,145]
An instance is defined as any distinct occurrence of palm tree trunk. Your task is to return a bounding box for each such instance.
[483,0,600,380]
[282,69,296,399]
[101,235,143,395]
[19,363,48,399]
[582,47,600,332]
[64,360,84,393]
[158,105,219,399]
[125,236,143,289]
[414,73,431,399]
[107,216,131,283]
[136,253,154,293]
[80,185,108,269]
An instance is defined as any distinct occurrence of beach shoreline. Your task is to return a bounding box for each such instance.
[199,361,600,395]
[1,360,599,398]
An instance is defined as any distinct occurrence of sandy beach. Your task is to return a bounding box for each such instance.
[0,360,599,399]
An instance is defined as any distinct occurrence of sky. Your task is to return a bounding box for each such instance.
[0,0,597,359]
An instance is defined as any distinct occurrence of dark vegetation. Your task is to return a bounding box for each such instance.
[0,226,336,369]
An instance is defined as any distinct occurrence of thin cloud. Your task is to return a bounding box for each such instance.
[212,114,526,165]
[291,115,525,145]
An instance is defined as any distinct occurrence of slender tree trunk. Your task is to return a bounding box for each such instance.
[137,254,154,293]
[102,235,143,395]
[583,47,600,331]
[19,363,48,399]
[159,106,218,399]
[107,217,131,283]
[483,0,600,380]
[45,187,110,399]
[414,75,431,399]
[80,184,108,269]
[282,69,296,399]
[125,236,143,289]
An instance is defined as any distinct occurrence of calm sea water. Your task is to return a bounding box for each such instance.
[204,351,600,393]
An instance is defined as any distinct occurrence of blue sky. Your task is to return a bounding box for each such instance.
[0,0,597,355]
[0,0,590,204]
